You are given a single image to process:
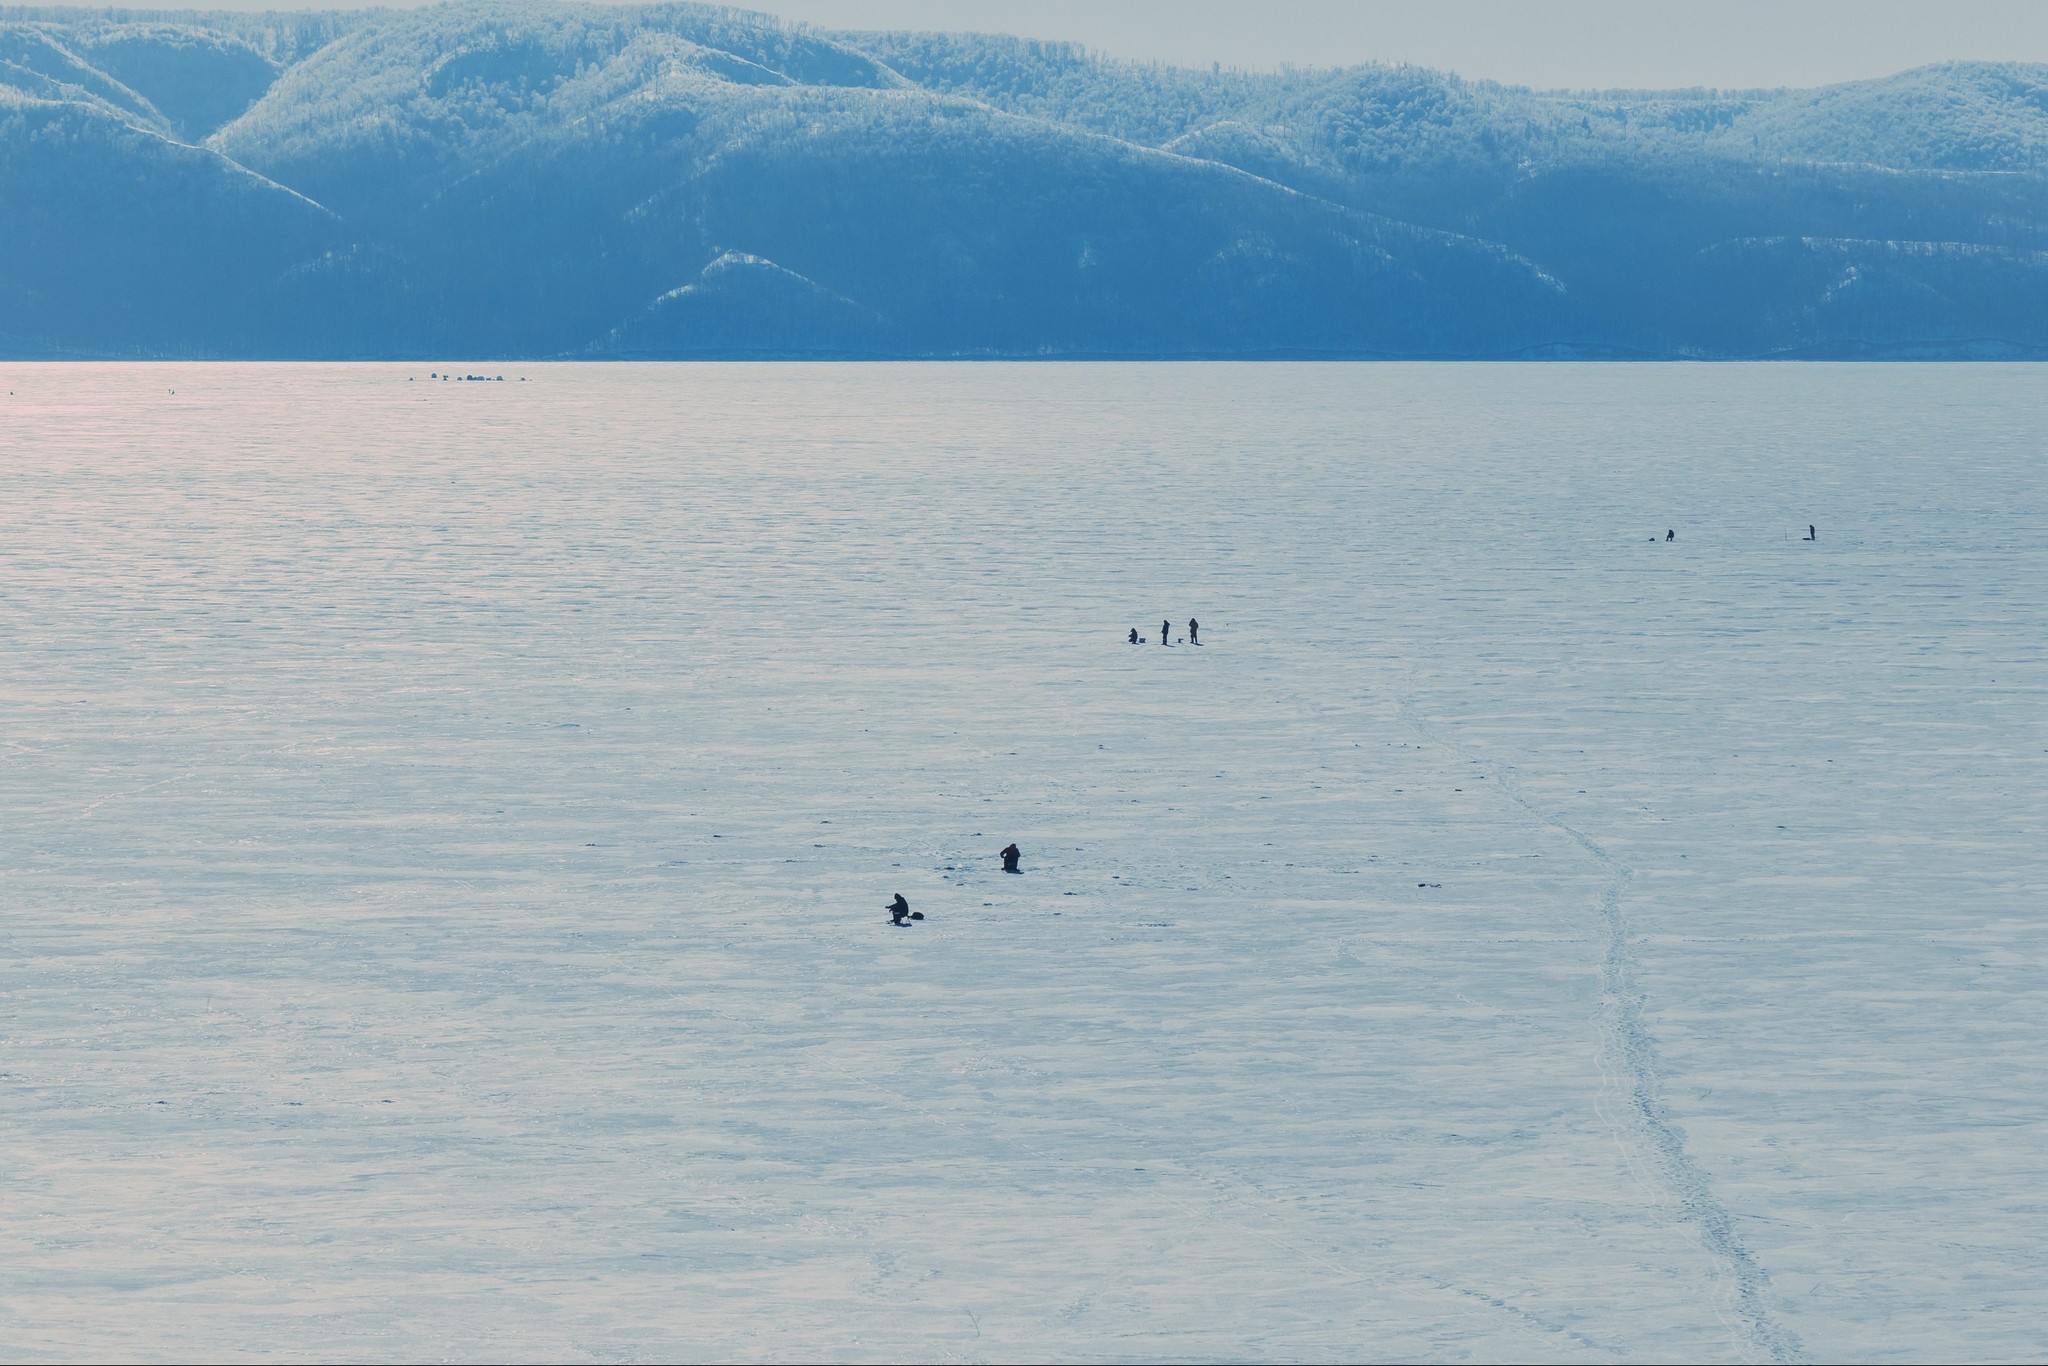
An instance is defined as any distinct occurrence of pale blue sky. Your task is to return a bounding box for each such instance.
[763,1,2048,88]
[191,1,2048,89]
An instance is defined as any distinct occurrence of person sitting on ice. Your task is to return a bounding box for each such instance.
[888,893,920,925]
[1666,529,1675,542]
[1000,843,1021,874]
[1128,627,1140,644]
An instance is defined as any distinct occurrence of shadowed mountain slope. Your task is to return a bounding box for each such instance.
[2,1,2045,357]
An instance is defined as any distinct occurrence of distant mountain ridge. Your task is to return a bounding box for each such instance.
[3,1,2046,358]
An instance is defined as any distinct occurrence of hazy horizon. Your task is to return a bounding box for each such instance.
[40,0,2048,90]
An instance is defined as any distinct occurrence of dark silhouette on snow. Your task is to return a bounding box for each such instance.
[1128,627,1139,644]
[1806,524,1817,541]
[1188,618,1199,645]
[1000,843,1021,873]
[1161,619,1171,645]
[1666,529,1676,542]
[888,893,915,925]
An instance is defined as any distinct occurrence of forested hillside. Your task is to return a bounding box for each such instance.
[3,1,2045,358]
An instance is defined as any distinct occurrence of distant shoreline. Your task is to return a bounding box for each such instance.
[6,351,2046,363]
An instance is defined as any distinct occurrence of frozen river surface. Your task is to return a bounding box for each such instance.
[2,363,2044,1362]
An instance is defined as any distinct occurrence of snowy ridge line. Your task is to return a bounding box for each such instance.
[1395,700,1805,1365]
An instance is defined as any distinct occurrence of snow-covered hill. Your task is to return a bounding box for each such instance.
[2,2,2047,356]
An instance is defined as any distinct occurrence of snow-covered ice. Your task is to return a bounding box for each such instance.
[1,363,2043,1361]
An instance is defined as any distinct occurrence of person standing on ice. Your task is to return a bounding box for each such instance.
[1806,524,1817,541]
[1666,529,1675,542]
[1161,618,1171,645]
[1000,843,1021,874]
[1188,618,1199,645]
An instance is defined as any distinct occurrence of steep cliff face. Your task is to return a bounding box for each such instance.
[3,2,2046,358]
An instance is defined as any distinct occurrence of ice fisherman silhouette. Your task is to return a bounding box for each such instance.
[1000,843,1021,874]
[1161,619,1172,645]
[888,893,922,925]
[1128,627,1140,644]
[1188,618,1199,645]
[1666,529,1676,542]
